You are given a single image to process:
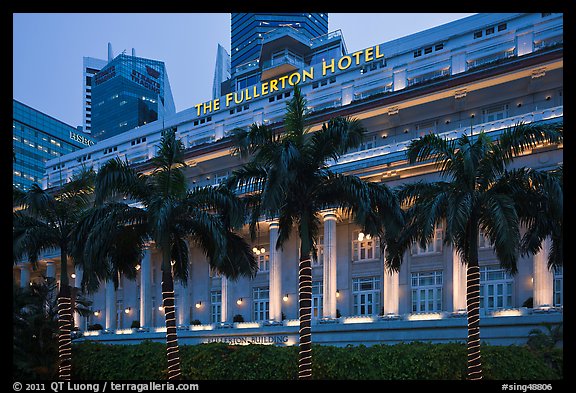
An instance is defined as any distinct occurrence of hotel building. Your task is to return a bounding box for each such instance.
[15,13,563,346]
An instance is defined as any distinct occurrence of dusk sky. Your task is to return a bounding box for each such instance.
[13,13,475,129]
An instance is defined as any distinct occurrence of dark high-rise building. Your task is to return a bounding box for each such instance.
[13,99,96,191]
[90,52,175,141]
[231,13,329,70]
[225,13,341,97]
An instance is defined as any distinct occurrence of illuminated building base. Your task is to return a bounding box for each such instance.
[74,312,561,347]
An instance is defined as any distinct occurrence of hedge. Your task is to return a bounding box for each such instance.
[71,341,562,380]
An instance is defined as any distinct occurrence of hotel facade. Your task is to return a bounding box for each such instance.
[15,13,563,346]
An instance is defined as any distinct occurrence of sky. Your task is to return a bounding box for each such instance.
[13,13,475,129]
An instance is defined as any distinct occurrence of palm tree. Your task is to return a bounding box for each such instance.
[13,168,95,380]
[13,280,92,379]
[76,128,257,380]
[386,122,563,380]
[225,84,403,379]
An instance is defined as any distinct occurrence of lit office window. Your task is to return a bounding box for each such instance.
[312,281,323,318]
[411,222,443,255]
[411,271,443,312]
[352,276,380,316]
[253,287,269,321]
[479,266,513,311]
[352,231,380,262]
[211,291,222,323]
[553,266,563,307]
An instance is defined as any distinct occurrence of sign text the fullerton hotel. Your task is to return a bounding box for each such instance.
[194,44,384,117]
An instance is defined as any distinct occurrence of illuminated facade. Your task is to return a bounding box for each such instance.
[12,99,95,191]
[15,13,563,345]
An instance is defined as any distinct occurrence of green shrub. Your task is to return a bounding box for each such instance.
[71,341,562,380]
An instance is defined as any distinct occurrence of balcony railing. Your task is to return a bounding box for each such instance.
[261,55,305,71]
[407,68,450,87]
[234,60,259,76]
[467,49,515,70]
[329,105,563,170]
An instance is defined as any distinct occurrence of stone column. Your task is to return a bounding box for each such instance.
[452,248,467,312]
[382,268,399,315]
[322,211,337,318]
[175,279,189,326]
[140,249,152,328]
[105,279,116,330]
[20,263,31,288]
[533,238,554,308]
[221,276,229,323]
[45,261,56,281]
[74,265,84,330]
[269,220,282,321]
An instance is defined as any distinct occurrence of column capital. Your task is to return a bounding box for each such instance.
[18,261,32,269]
[321,209,338,221]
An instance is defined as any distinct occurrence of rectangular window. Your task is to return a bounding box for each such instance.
[352,277,380,316]
[474,31,483,39]
[424,46,432,54]
[411,271,443,312]
[211,291,222,323]
[553,266,563,307]
[257,252,270,273]
[411,222,443,255]
[483,104,508,122]
[312,281,323,318]
[253,287,269,321]
[435,43,444,51]
[486,27,495,35]
[413,49,422,58]
[352,230,380,262]
[498,23,507,32]
[313,235,324,266]
[479,266,513,311]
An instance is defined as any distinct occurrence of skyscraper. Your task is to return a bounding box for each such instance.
[82,56,108,135]
[90,51,176,141]
[13,99,96,191]
[223,13,342,97]
[230,13,328,70]
[212,44,231,100]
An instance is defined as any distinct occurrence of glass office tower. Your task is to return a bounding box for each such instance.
[90,53,175,141]
[13,99,96,191]
[225,13,341,96]
[231,13,328,70]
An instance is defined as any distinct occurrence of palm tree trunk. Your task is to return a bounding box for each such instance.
[161,267,181,380]
[298,223,313,379]
[57,284,73,380]
[298,255,312,379]
[466,263,482,379]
